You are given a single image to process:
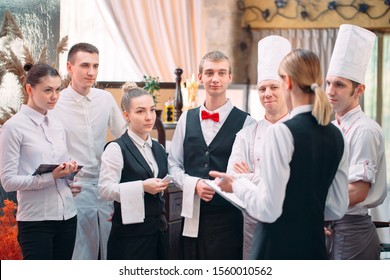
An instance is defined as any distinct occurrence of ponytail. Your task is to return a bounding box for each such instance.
[311,84,332,126]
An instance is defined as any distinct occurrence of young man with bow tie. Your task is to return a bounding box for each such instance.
[168,51,255,260]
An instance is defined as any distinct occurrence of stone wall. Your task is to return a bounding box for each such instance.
[203,0,251,84]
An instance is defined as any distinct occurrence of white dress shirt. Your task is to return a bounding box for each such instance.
[99,130,158,224]
[227,114,290,185]
[52,85,127,260]
[168,99,256,237]
[0,105,76,221]
[233,105,350,223]
[334,105,387,216]
[52,85,126,180]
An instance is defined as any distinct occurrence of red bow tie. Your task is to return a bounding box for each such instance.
[201,110,219,122]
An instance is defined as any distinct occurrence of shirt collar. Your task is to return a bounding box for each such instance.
[20,104,46,125]
[199,99,233,122]
[67,85,93,103]
[337,105,361,126]
[264,112,290,124]
[127,129,152,148]
[289,104,313,119]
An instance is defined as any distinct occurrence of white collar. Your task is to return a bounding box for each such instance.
[127,129,152,148]
[289,104,313,119]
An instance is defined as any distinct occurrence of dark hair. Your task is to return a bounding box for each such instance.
[23,63,60,87]
[199,51,232,74]
[350,80,361,90]
[120,82,152,112]
[67,43,99,63]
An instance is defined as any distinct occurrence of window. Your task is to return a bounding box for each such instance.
[364,33,390,185]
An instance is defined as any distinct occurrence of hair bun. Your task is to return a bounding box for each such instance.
[121,82,138,92]
[23,63,33,72]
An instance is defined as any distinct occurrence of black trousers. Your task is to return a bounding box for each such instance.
[107,230,168,260]
[17,215,77,260]
[182,205,243,260]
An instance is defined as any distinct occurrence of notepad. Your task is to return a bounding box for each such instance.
[32,164,83,180]
[204,179,246,211]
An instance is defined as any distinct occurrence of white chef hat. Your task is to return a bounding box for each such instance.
[327,24,376,84]
[257,35,291,84]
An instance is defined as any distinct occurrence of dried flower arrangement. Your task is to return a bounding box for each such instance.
[0,11,69,125]
[0,10,70,260]
[0,199,22,260]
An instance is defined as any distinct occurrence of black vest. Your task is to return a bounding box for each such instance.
[252,112,344,259]
[183,106,248,208]
[109,132,168,237]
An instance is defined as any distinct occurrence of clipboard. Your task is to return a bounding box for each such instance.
[32,164,83,180]
[204,179,246,211]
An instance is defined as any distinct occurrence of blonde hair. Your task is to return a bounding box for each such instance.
[279,49,332,126]
[120,82,151,112]
[199,51,232,74]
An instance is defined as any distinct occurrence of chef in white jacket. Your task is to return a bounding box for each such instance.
[325,24,388,259]
[226,35,291,259]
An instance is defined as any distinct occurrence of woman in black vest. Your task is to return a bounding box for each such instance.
[210,49,349,259]
[98,83,170,260]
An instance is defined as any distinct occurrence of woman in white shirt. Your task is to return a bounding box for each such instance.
[210,49,349,259]
[98,83,170,260]
[0,63,79,260]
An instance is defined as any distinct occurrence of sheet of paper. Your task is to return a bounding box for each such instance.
[204,179,246,211]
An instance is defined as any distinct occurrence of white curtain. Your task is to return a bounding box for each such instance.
[247,29,338,119]
[383,34,390,186]
[60,0,205,82]
[249,29,338,86]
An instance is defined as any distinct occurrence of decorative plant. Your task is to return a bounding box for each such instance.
[143,75,160,104]
[0,199,22,260]
[0,11,69,125]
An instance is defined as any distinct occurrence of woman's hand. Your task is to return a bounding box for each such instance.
[52,161,78,179]
[209,171,236,193]
[143,178,169,195]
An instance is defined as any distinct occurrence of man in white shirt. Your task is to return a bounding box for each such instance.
[227,35,291,259]
[326,24,388,259]
[52,43,126,260]
[168,51,255,259]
